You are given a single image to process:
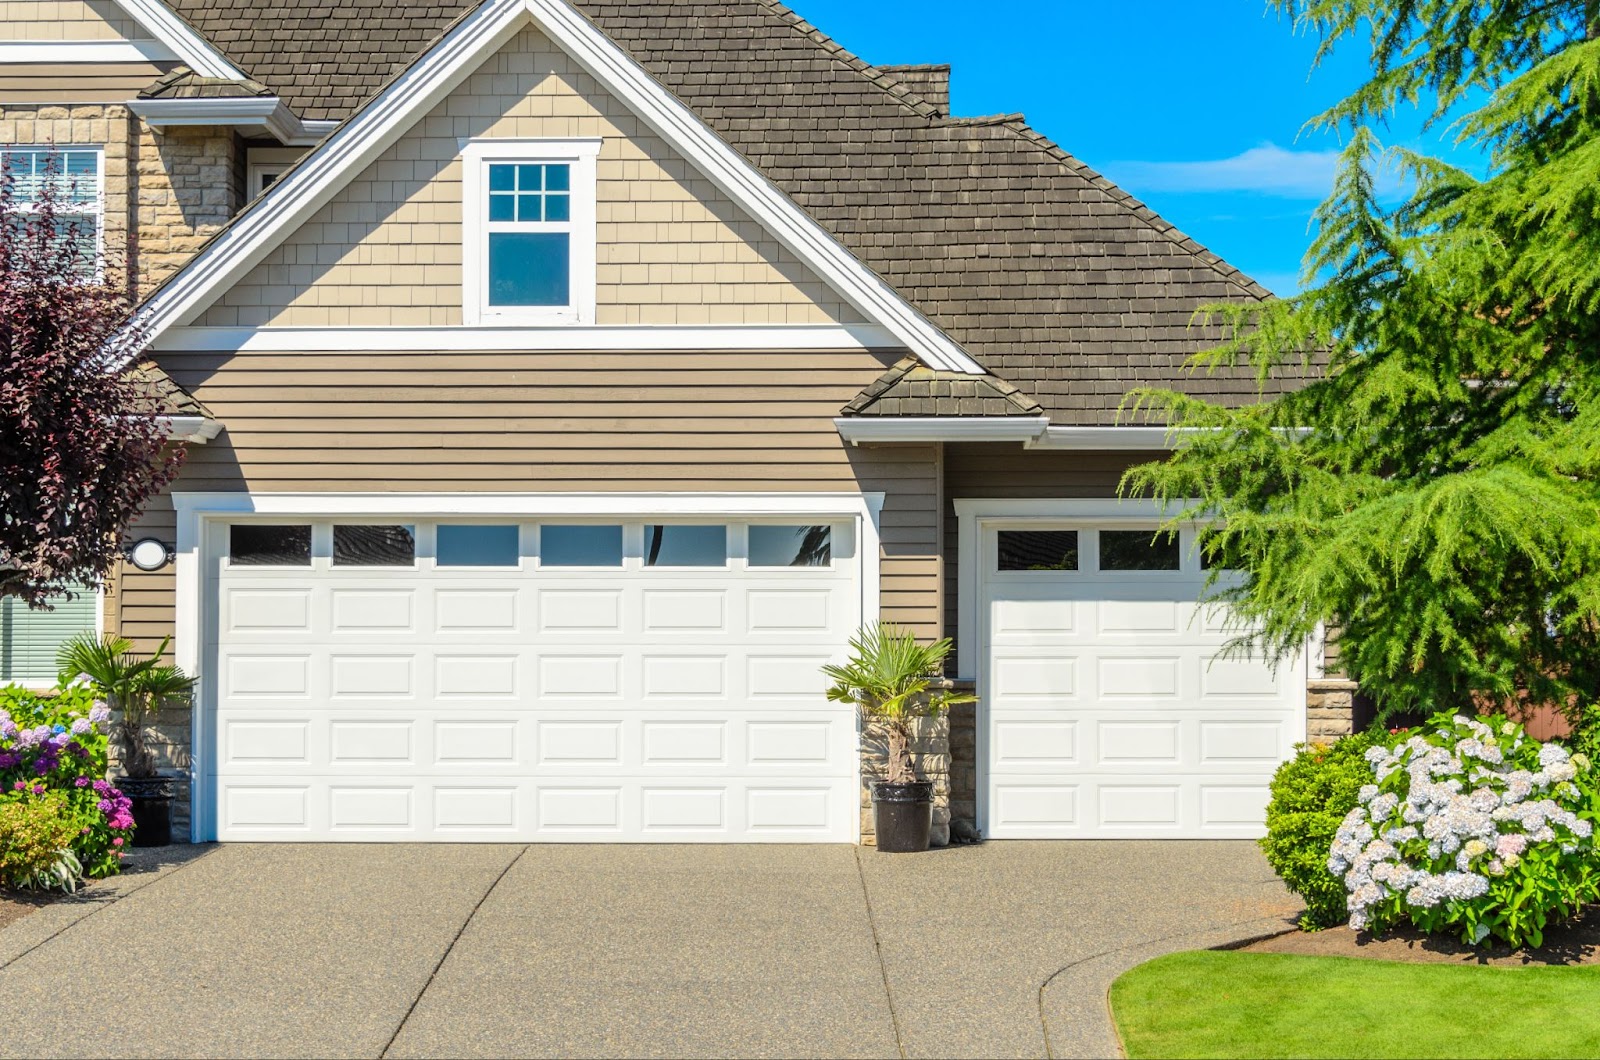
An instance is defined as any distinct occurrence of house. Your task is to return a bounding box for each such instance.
[0,0,1356,845]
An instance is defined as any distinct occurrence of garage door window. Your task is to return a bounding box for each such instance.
[332,525,415,567]
[437,524,519,568]
[644,524,727,567]
[229,525,311,567]
[748,524,832,568]
[541,524,623,567]
[997,530,1078,571]
[1098,530,1179,571]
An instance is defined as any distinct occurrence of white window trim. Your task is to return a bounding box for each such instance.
[461,138,600,326]
[172,490,884,842]
[0,585,105,691]
[245,147,306,200]
[2,144,106,265]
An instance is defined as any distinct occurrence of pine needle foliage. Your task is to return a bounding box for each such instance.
[1122,1,1600,719]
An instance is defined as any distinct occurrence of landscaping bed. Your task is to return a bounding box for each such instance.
[1239,912,1600,966]
[1110,949,1600,1059]
[0,889,57,932]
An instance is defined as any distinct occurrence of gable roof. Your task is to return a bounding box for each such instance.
[137,0,984,376]
[155,0,1306,425]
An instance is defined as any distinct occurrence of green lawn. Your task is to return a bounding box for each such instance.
[1110,950,1600,1059]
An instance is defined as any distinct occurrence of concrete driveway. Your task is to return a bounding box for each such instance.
[0,842,1296,1059]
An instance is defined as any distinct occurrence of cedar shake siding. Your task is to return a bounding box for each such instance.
[197,27,864,329]
[1,0,153,40]
[116,348,942,648]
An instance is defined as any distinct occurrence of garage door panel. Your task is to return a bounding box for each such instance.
[983,523,1302,840]
[210,519,860,843]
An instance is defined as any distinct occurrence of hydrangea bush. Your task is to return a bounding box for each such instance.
[1329,712,1600,947]
[0,685,132,886]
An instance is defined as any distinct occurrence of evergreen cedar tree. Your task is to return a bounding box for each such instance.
[1122,0,1600,722]
[0,166,183,608]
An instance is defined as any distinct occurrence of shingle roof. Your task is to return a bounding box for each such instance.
[131,362,213,418]
[139,65,275,99]
[160,0,1309,425]
[843,357,1043,418]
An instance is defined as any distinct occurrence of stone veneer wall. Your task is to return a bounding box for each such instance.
[859,714,951,848]
[1307,678,1359,741]
[0,104,241,298]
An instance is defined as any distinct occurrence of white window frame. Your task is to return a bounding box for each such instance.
[1,144,105,265]
[461,137,600,326]
[245,147,305,200]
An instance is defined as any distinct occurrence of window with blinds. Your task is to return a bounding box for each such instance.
[0,588,96,684]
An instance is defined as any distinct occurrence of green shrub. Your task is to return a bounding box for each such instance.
[0,793,83,892]
[1261,729,1386,928]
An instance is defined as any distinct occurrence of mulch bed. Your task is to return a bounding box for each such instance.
[1237,911,1600,967]
[0,890,61,932]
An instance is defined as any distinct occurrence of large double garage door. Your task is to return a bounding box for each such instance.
[979,520,1305,839]
[203,517,860,842]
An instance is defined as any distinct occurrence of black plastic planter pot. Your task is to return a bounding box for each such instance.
[872,780,933,853]
[116,775,174,847]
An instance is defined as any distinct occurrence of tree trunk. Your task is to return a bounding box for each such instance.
[885,723,917,784]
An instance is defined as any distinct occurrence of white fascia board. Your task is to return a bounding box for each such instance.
[153,323,901,353]
[173,490,887,519]
[834,416,1048,445]
[126,98,316,146]
[158,415,221,443]
[0,41,177,63]
[130,0,980,374]
[115,0,245,80]
[1025,425,1184,450]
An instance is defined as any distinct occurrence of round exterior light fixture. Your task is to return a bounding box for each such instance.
[127,538,173,573]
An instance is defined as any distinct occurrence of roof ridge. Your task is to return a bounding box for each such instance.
[841,356,919,414]
[753,0,945,122]
[996,118,1273,301]
[938,112,1024,127]
[841,356,1044,417]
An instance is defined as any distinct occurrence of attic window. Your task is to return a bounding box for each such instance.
[462,138,600,326]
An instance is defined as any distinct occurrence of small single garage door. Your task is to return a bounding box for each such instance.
[981,523,1303,839]
[204,518,860,842]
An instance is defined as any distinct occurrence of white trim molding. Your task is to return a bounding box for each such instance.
[172,489,886,841]
[129,0,983,374]
[159,415,222,443]
[127,98,329,147]
[152,323,902,353]
[114,0,247,80]
[834,416,1048,445]
[0,40,176,63]
[1025,425,1187,450]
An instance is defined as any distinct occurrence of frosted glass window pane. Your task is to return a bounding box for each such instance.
[436,524,519,567]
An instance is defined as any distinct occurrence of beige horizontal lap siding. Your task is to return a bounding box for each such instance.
[0,62,170,103]
[0,1,151,40]
[198,25,862,329]
[116,348,940,654]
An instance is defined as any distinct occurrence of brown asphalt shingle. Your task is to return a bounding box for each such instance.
[160,0,1307,425]
[843,357,1042,418]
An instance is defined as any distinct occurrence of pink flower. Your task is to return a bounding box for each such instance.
[111,837,123,847]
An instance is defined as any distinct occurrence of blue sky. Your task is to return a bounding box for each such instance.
[795,0,1483,295]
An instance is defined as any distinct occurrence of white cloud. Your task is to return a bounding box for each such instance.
[1109,142,1349,200]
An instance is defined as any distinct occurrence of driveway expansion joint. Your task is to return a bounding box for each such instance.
[853,845,908,1060]
[379,843,531,1060]
[0,843,220,974]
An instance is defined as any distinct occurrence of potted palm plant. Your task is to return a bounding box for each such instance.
[57,633,195,846]
[823,624,975,852]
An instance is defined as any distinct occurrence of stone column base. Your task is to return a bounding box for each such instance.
[1307,679,1360,742]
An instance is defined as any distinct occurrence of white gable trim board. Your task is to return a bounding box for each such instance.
[153,324,903,353]
[130,0,984,375]
[955,498,1309,839]
[174,491,884,843]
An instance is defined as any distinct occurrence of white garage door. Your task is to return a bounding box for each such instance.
[203,518,860,842]
[981,523,1304,839]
